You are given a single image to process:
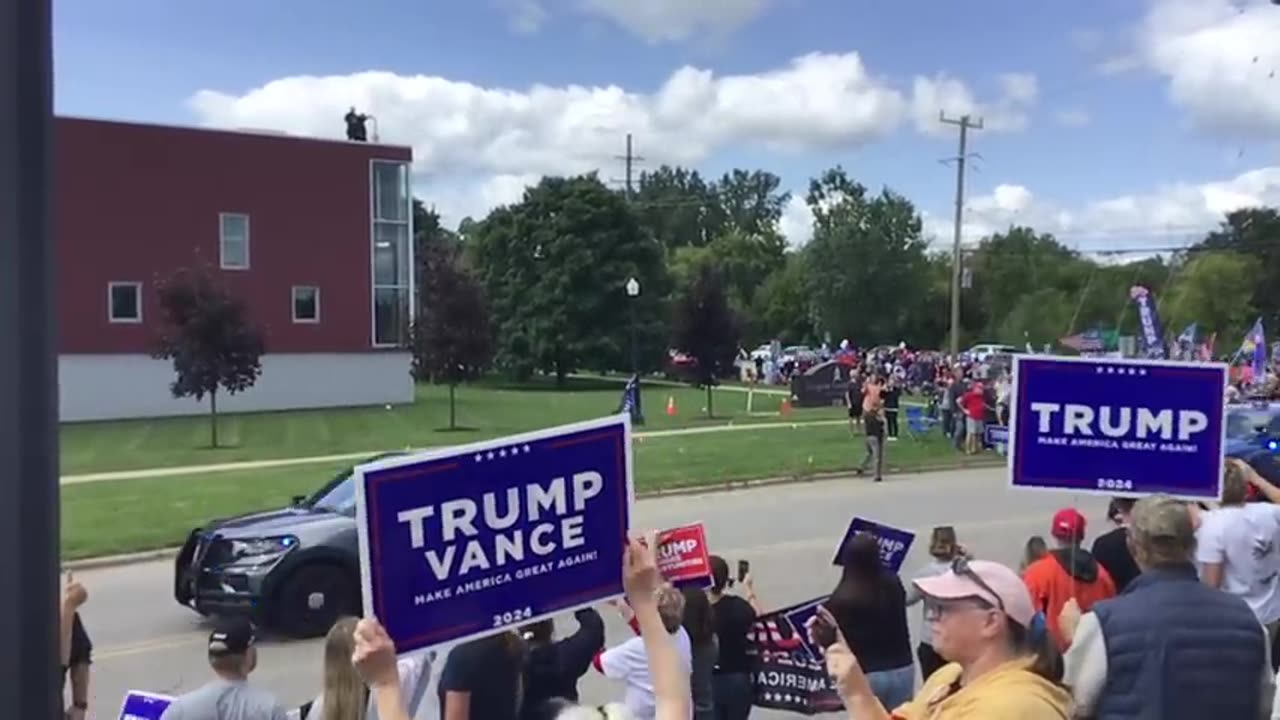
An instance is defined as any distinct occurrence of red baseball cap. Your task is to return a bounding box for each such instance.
[1051,508,1086,542]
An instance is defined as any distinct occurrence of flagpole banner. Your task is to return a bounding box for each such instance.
[747,597,842,714]
[355,414,634,654]
[118,691,173,720]
[656,523,713,588]
[830,517,915,572]
[1009,356,1227,500]
[1129,286,1167,359]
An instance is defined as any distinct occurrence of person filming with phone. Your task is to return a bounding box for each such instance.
[707,555,760,720]
[811,557,1070,719]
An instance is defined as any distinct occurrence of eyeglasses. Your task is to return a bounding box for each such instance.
[952,557,1005,611]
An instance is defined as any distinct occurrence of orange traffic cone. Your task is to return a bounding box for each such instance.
[666,395,678,417]
[781,397,793,417]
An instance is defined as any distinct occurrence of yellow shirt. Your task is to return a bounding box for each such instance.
[890,659,1070,720]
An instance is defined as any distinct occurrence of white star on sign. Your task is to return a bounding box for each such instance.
[499,448,507,458]
[523,444,532,453]
[474,454,482,462]
[1139,368,1147,376]
[1096,367,1104,374]
[486,451,495,460]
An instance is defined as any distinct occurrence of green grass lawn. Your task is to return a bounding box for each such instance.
[62,424,986,560]
[62,377,842,475]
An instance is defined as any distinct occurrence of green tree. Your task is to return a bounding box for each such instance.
[671,263,741,418]
[1163,251,1259,341]
[634,165,721,248]
[967,227,1085,339]
[152,267,265,448]
[753,254,817,345]
[802,167,933,346]
[1198,207,1280,328]
[468,175,669,384]
[714,168,790,239]
[411,240,494,429]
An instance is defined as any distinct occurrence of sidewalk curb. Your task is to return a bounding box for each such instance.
[62,457,1004,572]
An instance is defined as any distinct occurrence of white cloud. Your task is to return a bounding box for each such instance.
[1135,0,1280,135]
[1054,109,1091,127]
[502,0,548,34]
[910,72,1038,136]
[921,167,1280,252]
[779,195,814,248]
[575,0,772,43]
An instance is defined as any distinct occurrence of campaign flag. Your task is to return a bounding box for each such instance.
[831,517,915,572]
[656,523,712,588]
[1129,286,1168,359]
[617,375,645,426]
[355,415,634,654]
[781,596,829,662]
[747,599,842,714]
[1240,319,1267,379]
[1009,356,1227,500]
[118,691,172,720]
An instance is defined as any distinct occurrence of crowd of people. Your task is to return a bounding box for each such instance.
[65,456,1280,720]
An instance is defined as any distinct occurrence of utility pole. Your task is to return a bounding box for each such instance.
[1,0,61,717]
[614,133,644,200]
[940,112,983,358]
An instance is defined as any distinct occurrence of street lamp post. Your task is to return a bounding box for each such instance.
[625,277,641,377]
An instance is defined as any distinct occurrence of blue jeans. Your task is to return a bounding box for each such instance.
[866,665,915,712]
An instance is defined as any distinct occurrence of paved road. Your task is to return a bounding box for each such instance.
[75,466,1107,717]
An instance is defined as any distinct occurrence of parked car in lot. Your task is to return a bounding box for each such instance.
[173,453,402,637]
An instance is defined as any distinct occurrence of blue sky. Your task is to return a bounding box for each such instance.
[53,0,1280,250]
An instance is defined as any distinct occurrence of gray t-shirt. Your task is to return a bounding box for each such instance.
[159,678,289,720]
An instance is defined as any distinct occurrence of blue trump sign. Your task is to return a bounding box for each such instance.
[831,517,915,573]
[985,425,1008,445]
[1009,356,1227,500]
[118,691,172,720]
[356,415,634,654]
[781,596,829,661]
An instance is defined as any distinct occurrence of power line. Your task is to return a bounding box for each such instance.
[940,112,983,357]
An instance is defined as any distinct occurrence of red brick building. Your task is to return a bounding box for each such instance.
[56,117,415,421]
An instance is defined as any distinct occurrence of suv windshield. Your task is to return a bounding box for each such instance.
[307,470,357,515]
[1226,409,1280,440]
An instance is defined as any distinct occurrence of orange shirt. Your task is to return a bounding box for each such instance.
[862,383,883,414]
[1022,550,1116,651]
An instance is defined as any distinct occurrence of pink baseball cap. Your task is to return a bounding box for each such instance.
[913,559,1036,628]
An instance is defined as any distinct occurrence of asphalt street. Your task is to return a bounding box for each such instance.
[75,465,1109,718]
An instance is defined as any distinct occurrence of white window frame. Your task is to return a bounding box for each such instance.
[369,159,414,348]
[107,282,143,324]
[219,212,251,270]
[291,285,321,324]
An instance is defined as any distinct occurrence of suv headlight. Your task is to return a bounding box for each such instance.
[227,536,298,565]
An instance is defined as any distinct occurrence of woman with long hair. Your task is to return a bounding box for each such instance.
[303,616,434,720]
[521,608,606,720]
[440,630,527,720]
[706,556,758,720]
[824,533,915,711]
[681,587,718,720]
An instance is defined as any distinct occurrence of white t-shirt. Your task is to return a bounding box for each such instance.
[1197,504,1280,624]
[599,627,693,720]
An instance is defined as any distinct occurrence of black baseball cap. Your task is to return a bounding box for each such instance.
[208,617,256,656]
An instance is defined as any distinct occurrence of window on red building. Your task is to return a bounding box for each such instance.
[219,212,250,270]
[371,160,411,347]
[292,286,320,324]
[108,282,142,323]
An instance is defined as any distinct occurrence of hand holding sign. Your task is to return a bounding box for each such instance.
[352,618,400,689]
[624,531,662,606]
[806,607,871,703]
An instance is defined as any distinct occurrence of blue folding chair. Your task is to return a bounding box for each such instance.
[905,405,939,438]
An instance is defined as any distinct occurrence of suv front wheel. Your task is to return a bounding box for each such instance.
[271,563,360,638]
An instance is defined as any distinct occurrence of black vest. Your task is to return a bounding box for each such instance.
[1092,564,1266,720]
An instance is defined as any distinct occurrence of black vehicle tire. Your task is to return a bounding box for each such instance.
[271,563,359,639]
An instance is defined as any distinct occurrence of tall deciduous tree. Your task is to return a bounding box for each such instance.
[1163,251,1259,341]
[802,167,933,346]
[411,241,494,429]
[671,263,741,418]
[152,267,265,448]
[1198,207,1280,329]
[468,175,669,384]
